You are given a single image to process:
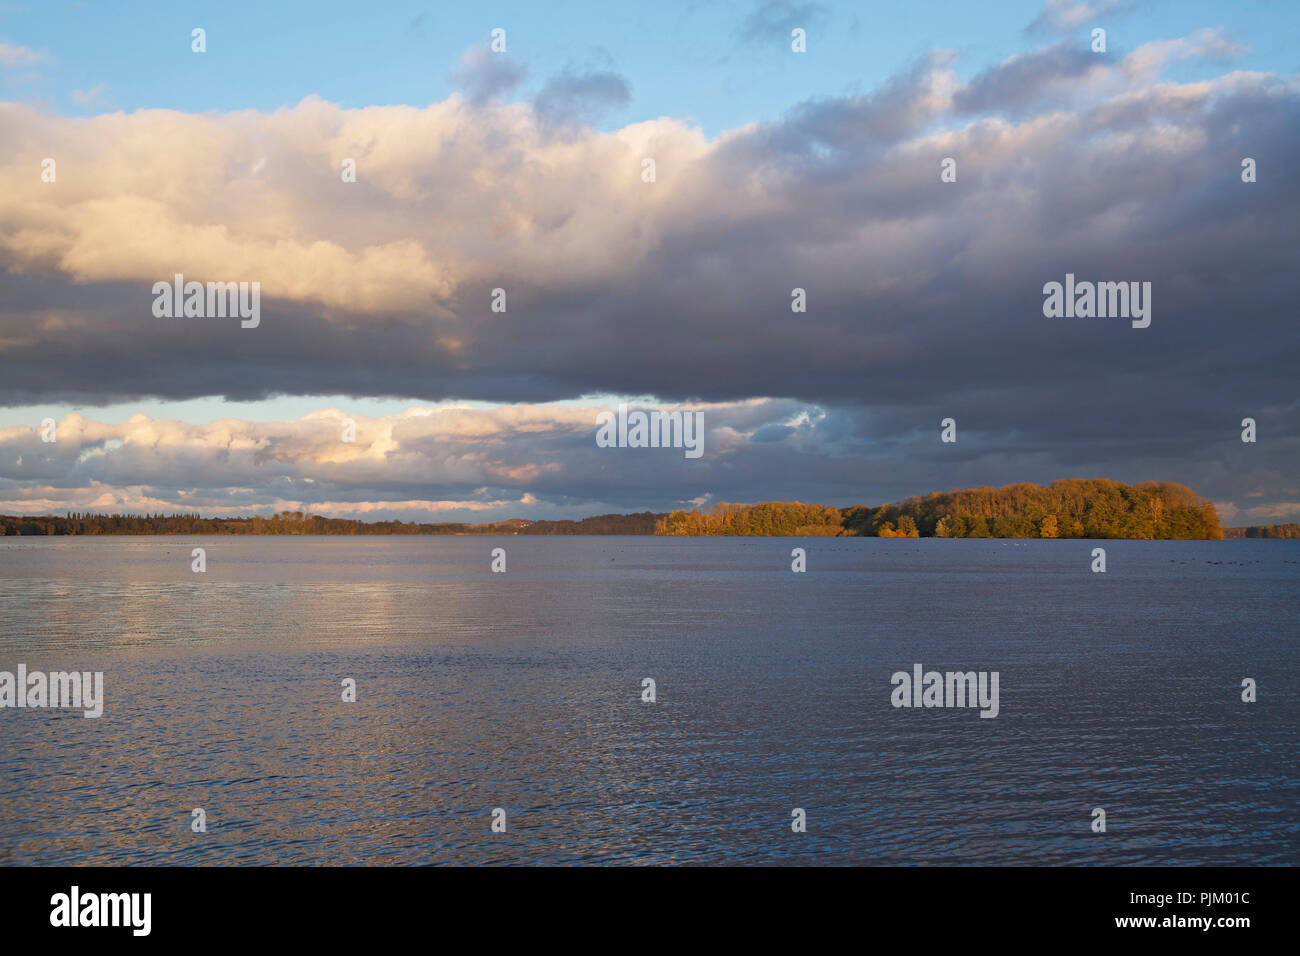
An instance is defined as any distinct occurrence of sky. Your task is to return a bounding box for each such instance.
[1,0,1297,523]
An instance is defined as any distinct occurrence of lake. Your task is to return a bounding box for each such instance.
[0,536,1296,865]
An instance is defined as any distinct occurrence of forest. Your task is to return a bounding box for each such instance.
[655,480,1225,539]
[654,501,845,537]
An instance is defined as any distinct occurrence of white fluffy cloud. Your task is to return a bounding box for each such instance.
[0,93,714,312]
[0,400,822,520]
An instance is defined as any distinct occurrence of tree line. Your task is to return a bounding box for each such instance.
[0,510,663,536]
[656,480,1224,539]
[1223,523,1300,539]
[655,502,844,536]
[0,482,1233,539]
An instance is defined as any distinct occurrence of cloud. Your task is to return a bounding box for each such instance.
[952,43,1104,115]
[0,39,45,68]
[0,400,837,520]
[1025,0,1125,36]
[765,50,959,152]
[534,66,631,131]
[738,1,828,44]
[69,84,107,107]
[1122,28,1247,79]
[3,396,1295,522]
[0,31,1297,519]
[447,44,527,104]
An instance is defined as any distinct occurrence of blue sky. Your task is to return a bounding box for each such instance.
[4,1,1295,134]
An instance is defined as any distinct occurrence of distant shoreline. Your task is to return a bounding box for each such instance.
[2,528,1294,538]
[2,479,1295,540]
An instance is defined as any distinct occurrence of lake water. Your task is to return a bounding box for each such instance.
[0,536,1295,866]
